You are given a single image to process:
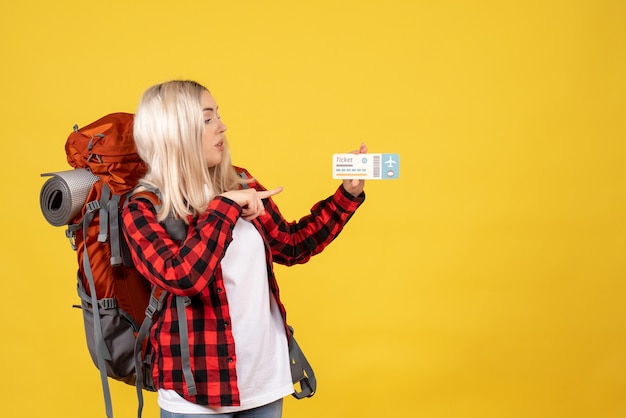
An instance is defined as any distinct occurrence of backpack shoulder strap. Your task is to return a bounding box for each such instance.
[80,195,115,418]
[134,286,166,417]
[237,168,251,189]
[127,187,196,417]
[176,296,197,396]
[109,192,123,265]
[289,326,317,399]
[130,189,187,242]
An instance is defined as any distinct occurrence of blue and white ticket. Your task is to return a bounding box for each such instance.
[332,153,400,180]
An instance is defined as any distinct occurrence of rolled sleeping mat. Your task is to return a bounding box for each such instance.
[40,169,99,226]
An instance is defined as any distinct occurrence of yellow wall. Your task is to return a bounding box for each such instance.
[1,1,625,417]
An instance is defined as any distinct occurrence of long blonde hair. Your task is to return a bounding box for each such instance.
[133,80,242,223]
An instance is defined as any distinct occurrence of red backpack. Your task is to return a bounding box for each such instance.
[40,113,187,418]
[64,113,152,345]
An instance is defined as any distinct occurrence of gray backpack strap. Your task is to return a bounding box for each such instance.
[128,190,195,416]
[239,171,250,189]
[98,183,111,243]
[176,295,197,396]
[66,223,82,250]
[289,326,317,399]
[108,193,123,265]
[163,214,188,241]
[130,187,188,243]
[81,200,114,418]
[132,294,195,418]
[135,287,167,418]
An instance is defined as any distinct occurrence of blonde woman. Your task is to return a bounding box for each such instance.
[122,80,366,418]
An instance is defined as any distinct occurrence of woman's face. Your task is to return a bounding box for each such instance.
[201,90,227,168]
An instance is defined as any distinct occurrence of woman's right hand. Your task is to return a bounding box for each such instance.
[220,187,283,221]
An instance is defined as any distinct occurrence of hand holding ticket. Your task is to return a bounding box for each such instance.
[332,153,400,180]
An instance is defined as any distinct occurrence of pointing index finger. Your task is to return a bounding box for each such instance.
[258,187,283,200]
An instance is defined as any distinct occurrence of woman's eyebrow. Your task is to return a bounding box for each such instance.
[202,107,215,112]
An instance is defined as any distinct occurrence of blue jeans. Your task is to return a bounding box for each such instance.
[160,398,283,418]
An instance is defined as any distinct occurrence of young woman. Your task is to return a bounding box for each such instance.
[122,80,366,418]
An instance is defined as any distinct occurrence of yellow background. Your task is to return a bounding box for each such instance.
[1,1,625,417]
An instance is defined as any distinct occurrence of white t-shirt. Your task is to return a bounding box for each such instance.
[158,218,293,414]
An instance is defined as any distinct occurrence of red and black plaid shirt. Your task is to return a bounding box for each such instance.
[121,168,365,407]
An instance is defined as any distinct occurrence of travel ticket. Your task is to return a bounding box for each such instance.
[332,153,400,180]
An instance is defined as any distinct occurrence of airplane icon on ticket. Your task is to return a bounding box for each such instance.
[385,156,397,168]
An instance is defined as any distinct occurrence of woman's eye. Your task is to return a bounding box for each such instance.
[204,118,212,124]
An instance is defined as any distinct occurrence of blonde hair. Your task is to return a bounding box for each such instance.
[133,80,242,223]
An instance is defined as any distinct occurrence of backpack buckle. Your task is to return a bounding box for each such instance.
[145,294,162,318]
[98,298,117,310]
[65,228,77,251]
[86,200,101,214]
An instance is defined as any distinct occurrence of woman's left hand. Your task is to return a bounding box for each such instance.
[343,142,368,197]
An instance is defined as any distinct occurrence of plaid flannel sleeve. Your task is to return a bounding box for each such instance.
[122,196,242,296]
[256,180,365,266]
